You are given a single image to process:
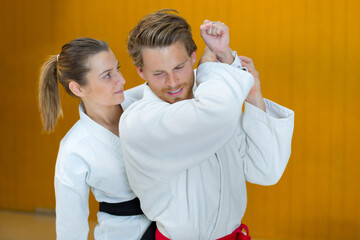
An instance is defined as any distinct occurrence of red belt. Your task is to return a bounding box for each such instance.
[155,223,251,240]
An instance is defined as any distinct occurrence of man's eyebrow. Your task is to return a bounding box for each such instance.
[151,69,164,72]
[149,60,188,73]
[174,60,187,68]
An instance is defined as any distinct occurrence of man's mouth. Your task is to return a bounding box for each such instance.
[167,87,184,96]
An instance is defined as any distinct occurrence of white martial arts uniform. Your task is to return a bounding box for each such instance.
[120,55,295,239]
[54,85,150,240]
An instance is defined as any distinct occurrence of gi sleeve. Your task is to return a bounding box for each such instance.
[54,149,91,240]
[120,62,254,183]
[241,99,295,185]
[122,84,145,110]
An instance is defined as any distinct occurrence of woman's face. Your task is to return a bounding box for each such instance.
[81,50,126,107]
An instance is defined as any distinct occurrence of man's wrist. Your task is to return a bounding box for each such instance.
[216,47,234,64]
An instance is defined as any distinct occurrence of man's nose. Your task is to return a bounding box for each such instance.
[166,73,178,87]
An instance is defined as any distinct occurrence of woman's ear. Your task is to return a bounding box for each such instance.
[69,81,85,98]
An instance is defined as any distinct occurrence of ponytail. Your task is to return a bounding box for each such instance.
[38,55,63,133]
[38,38,109,133]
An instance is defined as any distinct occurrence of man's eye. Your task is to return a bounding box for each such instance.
[154,72,164,76]
[175,65,184,70]
[105,73,111,79]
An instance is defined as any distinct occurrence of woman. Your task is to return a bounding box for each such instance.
[38,37,153,240]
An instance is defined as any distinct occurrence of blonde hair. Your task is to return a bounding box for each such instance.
[38,38,109,132]
[127,9,197,68]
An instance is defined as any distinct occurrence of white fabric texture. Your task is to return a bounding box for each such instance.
[54,84,150,240]
[120,56,294,239]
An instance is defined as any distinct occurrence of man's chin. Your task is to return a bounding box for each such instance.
[166,98,181,104]
[168,94,192,104]
[160,88,192,104]
[160,96,182,104]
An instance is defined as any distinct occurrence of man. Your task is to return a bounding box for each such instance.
[120,9,294,240]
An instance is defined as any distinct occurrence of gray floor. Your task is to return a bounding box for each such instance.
[0,209,96,240]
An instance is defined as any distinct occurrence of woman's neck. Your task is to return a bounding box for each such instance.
[82,102,123,137]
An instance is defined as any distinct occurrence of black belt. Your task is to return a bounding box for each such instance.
[99,197,143,216]
[141,221,156,240]
[99,197,156,240]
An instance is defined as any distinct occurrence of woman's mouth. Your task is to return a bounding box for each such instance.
[114,90,123,94]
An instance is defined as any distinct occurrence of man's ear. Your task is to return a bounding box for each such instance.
[136,66,146,80]
[191,51,197,67]
[69,81,85,98]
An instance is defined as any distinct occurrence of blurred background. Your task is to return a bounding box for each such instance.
[0,0,359,239]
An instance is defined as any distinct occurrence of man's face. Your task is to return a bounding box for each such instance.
[136,41,197,104]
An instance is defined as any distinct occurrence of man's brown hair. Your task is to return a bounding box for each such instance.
[127,9,197,68]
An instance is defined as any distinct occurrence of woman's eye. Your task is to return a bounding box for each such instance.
[117,65,121,72]
[175,65,184,70]
[105,73,111,79]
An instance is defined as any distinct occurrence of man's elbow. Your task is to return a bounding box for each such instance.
[247,163,286,186]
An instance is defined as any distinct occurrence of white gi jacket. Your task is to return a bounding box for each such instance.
[120,56,295,239]
[54,85,150,240]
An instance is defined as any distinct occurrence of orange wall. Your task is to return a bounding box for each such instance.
[0,0,359,239]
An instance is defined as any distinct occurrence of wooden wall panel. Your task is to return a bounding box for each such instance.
[0,0,359,239]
